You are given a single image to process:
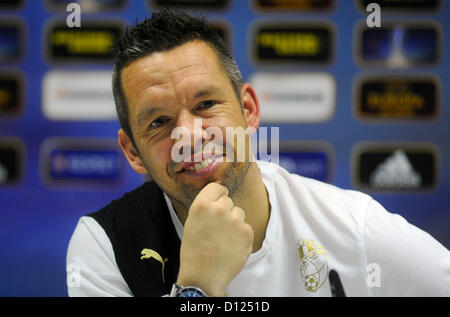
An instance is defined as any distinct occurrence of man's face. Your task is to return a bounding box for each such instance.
[120,40,255,210]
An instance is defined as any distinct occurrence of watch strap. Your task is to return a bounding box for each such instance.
[170,283,209,297]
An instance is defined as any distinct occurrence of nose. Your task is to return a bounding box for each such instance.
[174,109,208,159]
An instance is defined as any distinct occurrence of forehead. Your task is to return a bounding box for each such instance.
[121,40,228,108]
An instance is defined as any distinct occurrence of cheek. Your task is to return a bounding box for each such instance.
[203,111,246,131]
[141,141,173,174]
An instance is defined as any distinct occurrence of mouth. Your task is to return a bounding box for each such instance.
[176,154,224,178]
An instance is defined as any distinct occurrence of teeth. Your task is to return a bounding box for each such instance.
[187,158,214,172]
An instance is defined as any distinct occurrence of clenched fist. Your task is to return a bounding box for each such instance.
[176,182,254,297]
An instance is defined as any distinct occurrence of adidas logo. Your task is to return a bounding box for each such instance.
[369,150,421,189]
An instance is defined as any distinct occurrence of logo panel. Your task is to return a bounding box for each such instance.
[42,70,116,121]
[280,152,329,183]
[354,75,440,120]
[150,0,229,9]
[0,0,24,10]
[0,20,25,63]
[355,21,442,68]
[356,0,442,12]
[276,141,334,183]
[0,137,24,186]
[250,73,335,123]
[209,21,232,50]
[40,138,124,188]
[352,143,439,192]
[44,0,127,13]
[254,0,334,11]
[44,19,124,63]
[0,71,24,118]
[252,22,334,64]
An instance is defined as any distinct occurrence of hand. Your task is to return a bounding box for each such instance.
[176,182,254,297]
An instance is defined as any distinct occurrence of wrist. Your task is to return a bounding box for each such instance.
[170,284,209,297]
[176,277,227,297]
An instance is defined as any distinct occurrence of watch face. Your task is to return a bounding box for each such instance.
[178,287,205,297]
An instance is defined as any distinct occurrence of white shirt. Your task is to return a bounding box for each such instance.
[66,161,450,297]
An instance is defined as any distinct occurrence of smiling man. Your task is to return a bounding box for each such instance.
[119,38,264,229]
[66,10,450,297]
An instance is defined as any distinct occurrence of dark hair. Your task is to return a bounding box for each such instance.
[111,9,244,146]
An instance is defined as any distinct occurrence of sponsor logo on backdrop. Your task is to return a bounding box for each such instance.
[42,70,116,121]
[267,141,334,183]
[252,22,334,64]
[279,152,329,183]
[50,150,120,179]
[45,0,127,13]
[0,137,24,185]
[356,0,442,12]
[209,21,232,49]
[250,73,335,123]
[151,0,229,9]
[44,19,124,63]
[0,0,24,9]
[354,75,440,120]
[0,20,24,63]
[254,0,334,11]
[355,21,442,68]
[0,71,24,117]
[352,143,439,191]
[40,138,123,188]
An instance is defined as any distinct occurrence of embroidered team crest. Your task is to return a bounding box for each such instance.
[297,239,329,293]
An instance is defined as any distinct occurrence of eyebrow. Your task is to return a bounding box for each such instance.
[135,85,222,128]
[193,86,220,100]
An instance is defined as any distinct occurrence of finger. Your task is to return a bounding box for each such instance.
[231,206,246,222]
[215,195,234,212]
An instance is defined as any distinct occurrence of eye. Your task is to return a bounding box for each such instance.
[196,100,217,110]
[149,117,170,129]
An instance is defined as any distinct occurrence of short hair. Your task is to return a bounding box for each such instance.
[111,9,244,146]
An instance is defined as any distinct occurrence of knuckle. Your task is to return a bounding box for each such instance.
[195,200,208,210]
[192,200,209,214]
[230,213,242,225]
[223,195,233,206]
[215,204,228,216]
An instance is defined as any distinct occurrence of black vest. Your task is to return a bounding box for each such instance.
[89,181,181,296]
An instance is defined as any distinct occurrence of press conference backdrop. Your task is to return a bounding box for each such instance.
[0,0,448,296]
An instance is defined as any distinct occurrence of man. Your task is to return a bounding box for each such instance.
[66,10,450,297]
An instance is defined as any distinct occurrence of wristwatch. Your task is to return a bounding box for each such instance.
[170,283,209,297]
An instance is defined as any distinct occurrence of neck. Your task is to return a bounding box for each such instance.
[171,162,270,253]
[228,162,270,253]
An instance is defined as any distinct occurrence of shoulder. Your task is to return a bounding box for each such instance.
[363,199,450,296]
[66,216,133,296]
[258,160,373,223]
[88,181,162,222]
[87,181,169,243]
[66,181,178,296]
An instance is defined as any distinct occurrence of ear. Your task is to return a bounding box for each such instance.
[240,83,261,133]
[118,129,148,175]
